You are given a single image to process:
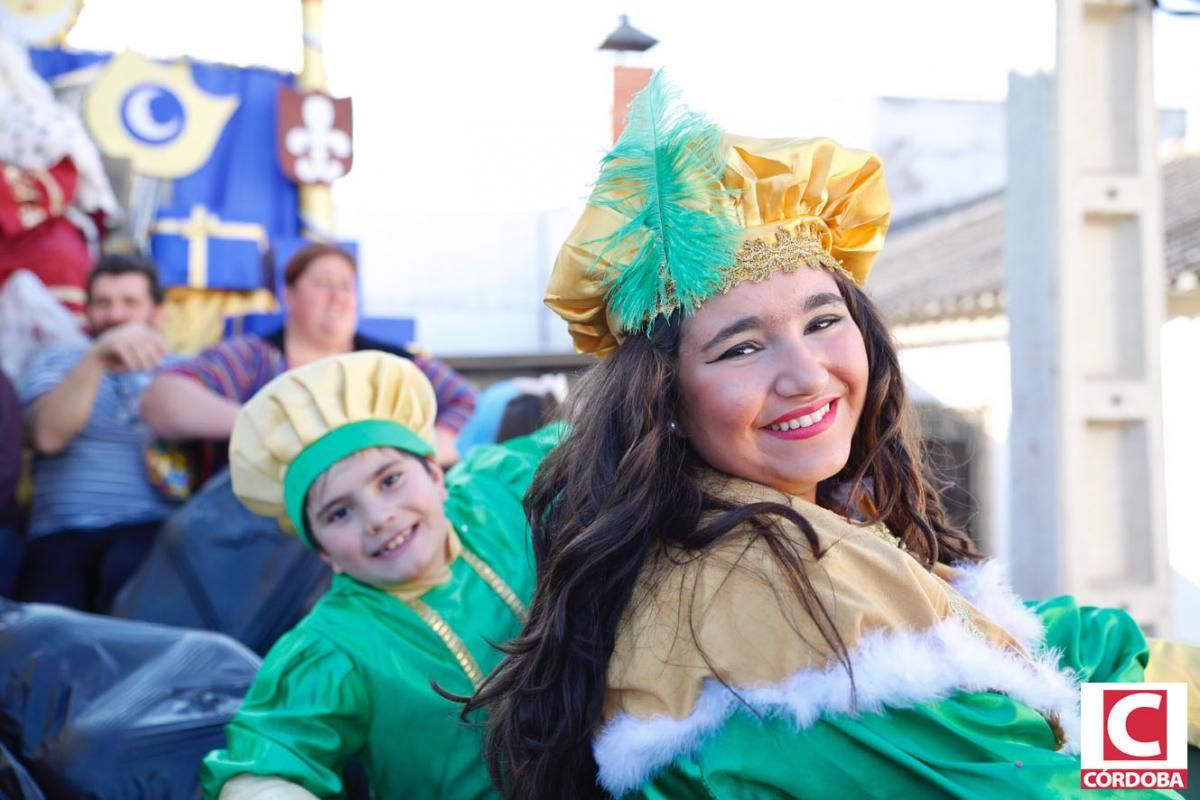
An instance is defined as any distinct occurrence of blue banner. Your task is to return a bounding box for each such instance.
[31,49,299,291]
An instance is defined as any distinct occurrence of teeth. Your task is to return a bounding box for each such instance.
[768,402,831,432]
[377,526,415,555]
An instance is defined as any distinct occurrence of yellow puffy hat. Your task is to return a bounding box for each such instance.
[545,74,891,359]
[229,350,437,547]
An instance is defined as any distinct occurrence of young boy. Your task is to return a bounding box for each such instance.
[201,351,557,799]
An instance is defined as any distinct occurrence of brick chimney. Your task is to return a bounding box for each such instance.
[598,15,658,142]
[613,66,653,142]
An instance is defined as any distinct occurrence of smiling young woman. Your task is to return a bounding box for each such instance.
[461,73,1183,800]
[675,267,869,504]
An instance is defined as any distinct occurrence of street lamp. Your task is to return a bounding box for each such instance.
[598,15,658,142]
[599,14,658,53]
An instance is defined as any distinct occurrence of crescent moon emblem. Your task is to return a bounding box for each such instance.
[121,84,186,145]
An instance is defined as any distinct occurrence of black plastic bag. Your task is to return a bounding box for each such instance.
[0,739,45,800]
[0,600,259,799]
[112,469,330,656]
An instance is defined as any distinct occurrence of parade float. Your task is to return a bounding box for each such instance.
[0,0,413,362]
[0,3,380,796]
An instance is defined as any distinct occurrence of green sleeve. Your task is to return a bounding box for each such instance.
[445,421,564,503]
[626,599,1166,800]
[1028,595,1150,683]
[638,700,1183,800]
[200,631,370,800]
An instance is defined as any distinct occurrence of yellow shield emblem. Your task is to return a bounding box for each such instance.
[85,50,239,180]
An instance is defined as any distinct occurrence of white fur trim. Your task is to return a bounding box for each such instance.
[950,559,1047,652]
[594,616,1081,796]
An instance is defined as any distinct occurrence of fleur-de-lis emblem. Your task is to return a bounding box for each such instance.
[277,89,354,186]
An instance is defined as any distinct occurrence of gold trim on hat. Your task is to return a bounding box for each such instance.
[652,223,854,322]
[722,224,853,292]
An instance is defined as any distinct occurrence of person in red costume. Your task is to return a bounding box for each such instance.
[0,35,120,320]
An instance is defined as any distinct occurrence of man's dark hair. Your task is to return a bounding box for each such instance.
[86,254,164,305]
[497,393,560,444]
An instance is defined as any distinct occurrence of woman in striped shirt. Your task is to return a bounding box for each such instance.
[141,242,475,467]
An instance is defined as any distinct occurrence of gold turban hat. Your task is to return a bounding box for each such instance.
[545,73,891,359]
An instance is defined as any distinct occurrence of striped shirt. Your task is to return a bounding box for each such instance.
[160,332,476,432]
[21,344,178,539]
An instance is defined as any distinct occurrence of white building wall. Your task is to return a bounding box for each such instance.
[350,207,582,355]
[1161,317,1200,644]
[899,328,1200,643]
[873,98,1184,224]
[872,99,1007,222]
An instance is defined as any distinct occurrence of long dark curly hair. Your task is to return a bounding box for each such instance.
[461,269,979,798]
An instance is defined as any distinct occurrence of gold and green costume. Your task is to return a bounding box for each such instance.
[595,472,1188,799]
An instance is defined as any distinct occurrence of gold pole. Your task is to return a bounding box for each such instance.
[298,0,335,241]
[299,0,328,91]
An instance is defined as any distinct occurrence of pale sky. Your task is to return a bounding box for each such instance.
[62,2,1200,639]
[63,0,1200,345]
[67,0,1200,219]
[65,0,1198,111]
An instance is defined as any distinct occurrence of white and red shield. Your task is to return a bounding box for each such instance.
[277,87,353,185]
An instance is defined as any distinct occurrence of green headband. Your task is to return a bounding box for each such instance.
[283,419,436,549]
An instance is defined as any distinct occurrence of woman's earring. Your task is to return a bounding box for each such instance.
[668,420,683,436]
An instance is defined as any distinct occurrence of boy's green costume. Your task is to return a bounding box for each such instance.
[201,351,557,799]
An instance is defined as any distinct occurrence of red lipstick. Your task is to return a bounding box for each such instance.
[761,398,839,441]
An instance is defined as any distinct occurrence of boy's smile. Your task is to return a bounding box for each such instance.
[306,447,451,586]
[374,523,419,558]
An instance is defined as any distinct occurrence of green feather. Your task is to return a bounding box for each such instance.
[589,71,743,333]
